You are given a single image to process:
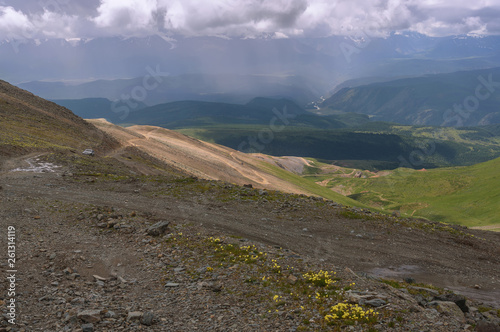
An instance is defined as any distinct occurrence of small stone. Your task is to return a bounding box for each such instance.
[345,291,362,304]
[365,299,386,307]
[211,283,223,292]
[141,312,154,326]
[107,220,118,228]
[287,274,298,284]
[127,311,143,321]
[69,273,80,280]
[49,253,56,260]
[81,323,94,332]
[97,214,104,221]
[147,221,170,236]
[414,294,427,307]
[63,310,78,324]
[93,275,107,281]
[63,267,73,274]
[103,310,116,318]
[197,281,212,290]
[404,277,416,284]
[198,280,222,292]
[77,310,101,323]
[51,281,59,287]
[165,282,180,287]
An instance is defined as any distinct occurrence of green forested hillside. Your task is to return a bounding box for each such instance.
[179,124,500,170]
[104,95,500,169]
[119,98,363,129]
[320,67,500,127]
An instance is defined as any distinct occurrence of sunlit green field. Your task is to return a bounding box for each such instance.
[305,157,500,227]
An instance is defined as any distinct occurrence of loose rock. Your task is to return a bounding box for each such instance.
[127,311,143,322]
[81,323,94,332]
[141,311,155,326]
[77,310,101,323]
[147,221,170,236]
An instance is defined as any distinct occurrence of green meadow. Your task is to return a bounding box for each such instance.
[306,157,500,227]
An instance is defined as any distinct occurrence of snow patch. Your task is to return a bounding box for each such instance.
[10,156,61,173]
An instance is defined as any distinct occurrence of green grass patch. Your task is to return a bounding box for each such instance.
[255,160,369,208]
[328,157,500,227]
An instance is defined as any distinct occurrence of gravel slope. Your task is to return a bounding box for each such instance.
[1,155,499,331]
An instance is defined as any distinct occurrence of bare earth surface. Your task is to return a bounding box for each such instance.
[472,224,500,232]
[1,154,500,331]
[89,119,309,195]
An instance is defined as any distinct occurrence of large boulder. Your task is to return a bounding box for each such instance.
[428,301,465,324]
[434,293,468,313]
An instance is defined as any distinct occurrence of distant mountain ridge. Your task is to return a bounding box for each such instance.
[21,74,321,107]
[113,97,364,129]
[320,67,500,127]
[50,94,500,170]
[50,98,148,123]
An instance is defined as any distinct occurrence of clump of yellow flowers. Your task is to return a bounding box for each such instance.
[303,270,337,287]
[325,302,378,325]
[208,237,222,244]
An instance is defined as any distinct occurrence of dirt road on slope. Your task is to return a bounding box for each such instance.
[89,119,309,194]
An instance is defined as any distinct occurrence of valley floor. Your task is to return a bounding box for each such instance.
[1,154,500,331]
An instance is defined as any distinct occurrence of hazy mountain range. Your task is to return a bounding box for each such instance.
[5,32,500,88]
[320,67,500,126]
[22,74,321,107]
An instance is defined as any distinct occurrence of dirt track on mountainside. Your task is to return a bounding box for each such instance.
[472,224,500,231]
[88,119,309,195]
[2,155,500,310]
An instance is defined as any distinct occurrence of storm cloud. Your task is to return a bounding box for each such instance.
[1,0,500,40]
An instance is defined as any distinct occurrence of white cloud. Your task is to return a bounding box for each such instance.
[159,0,309,37]
[0,5,81,39]
[1,0,500,40]
[34,10,79,38]
[0,6,34,38]
[93,0,158,34]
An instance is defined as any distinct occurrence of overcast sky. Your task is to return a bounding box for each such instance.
[1,0,500,40]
